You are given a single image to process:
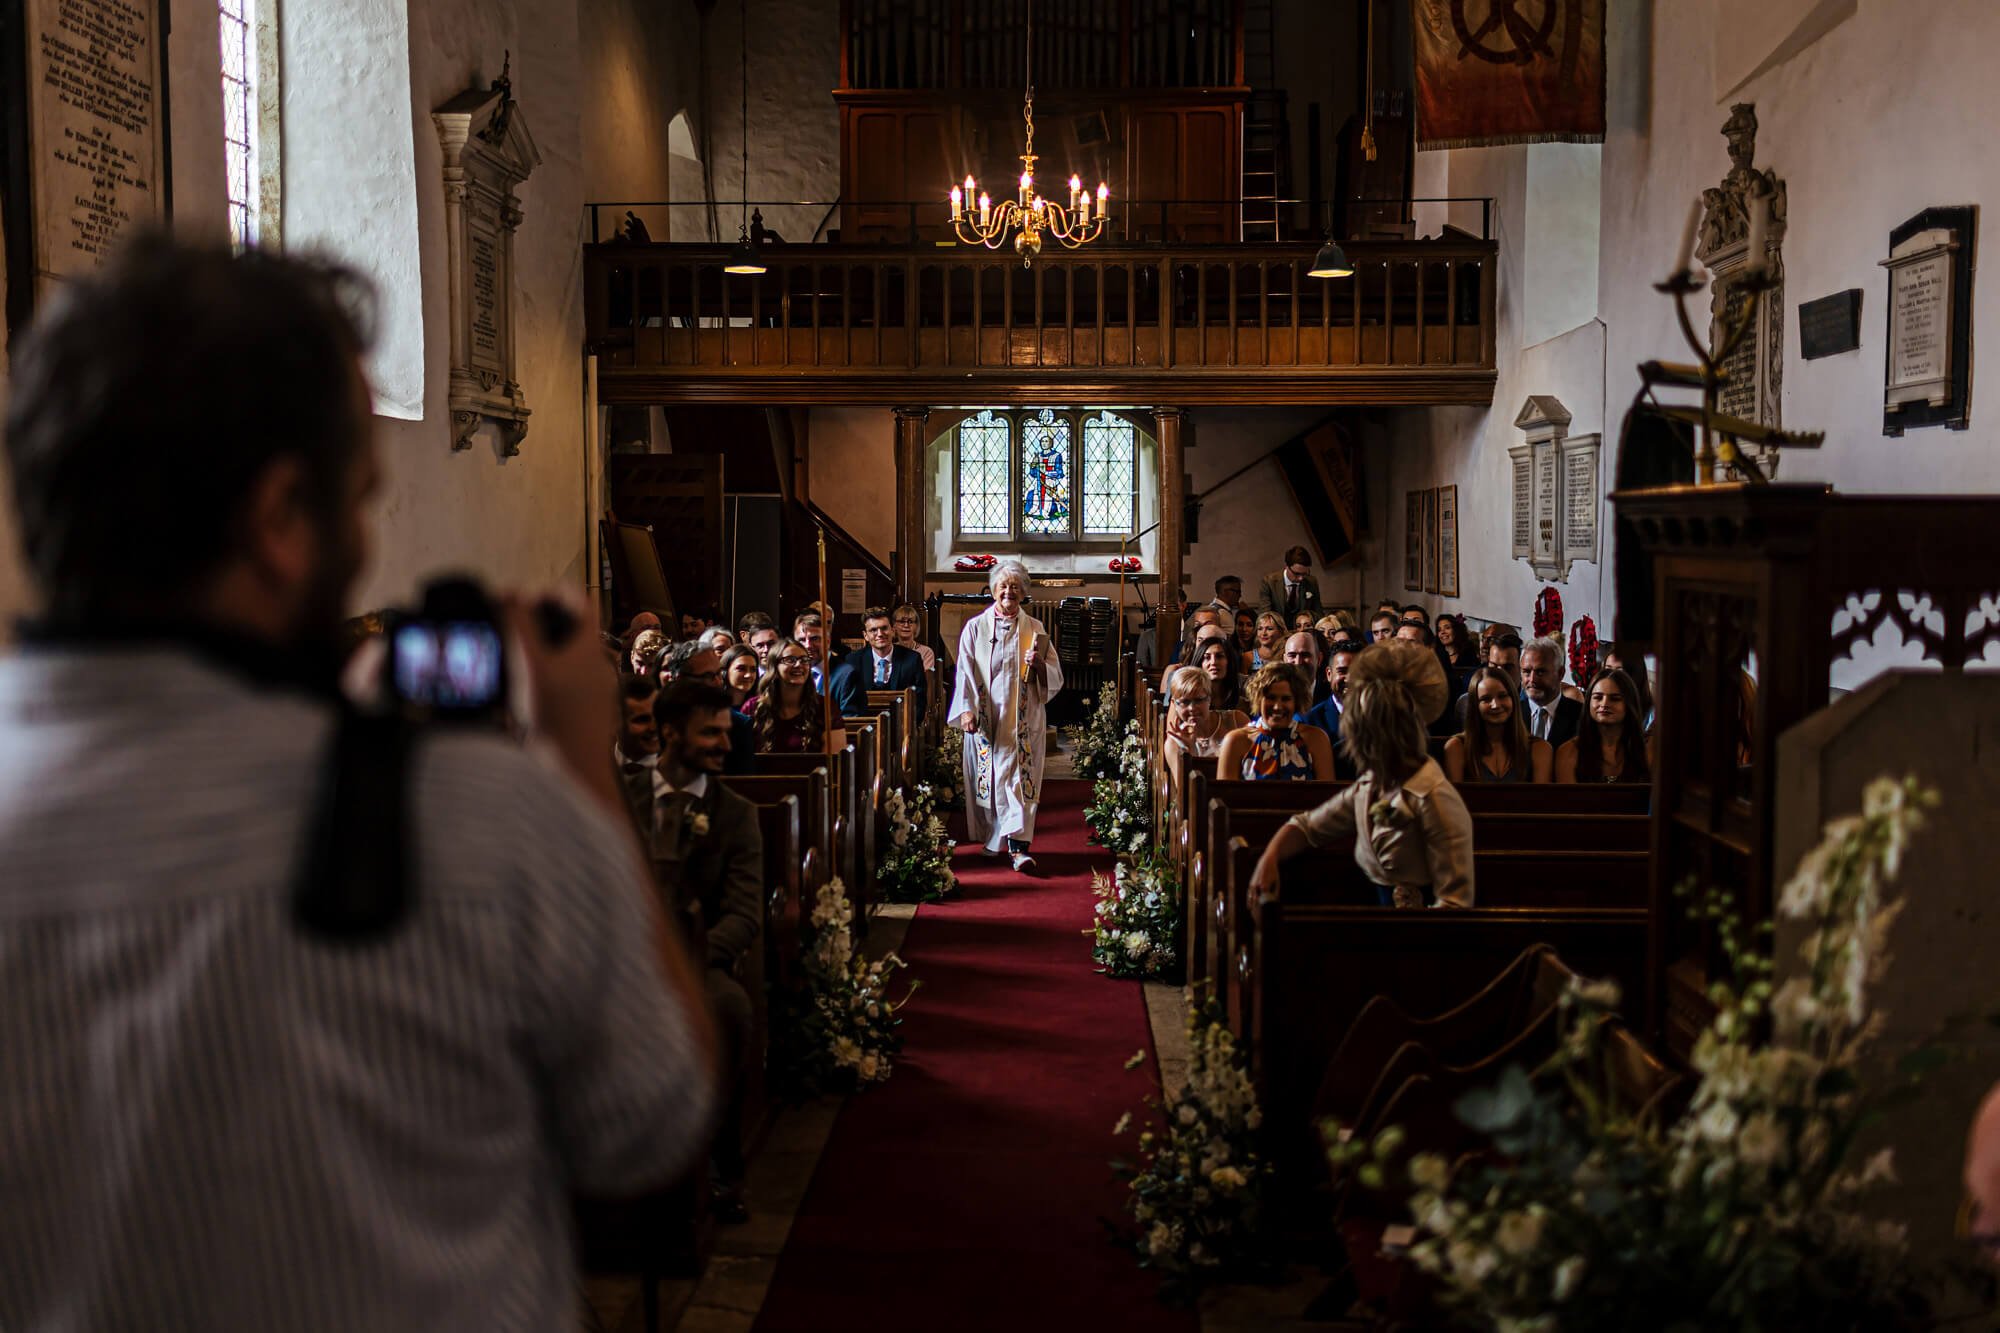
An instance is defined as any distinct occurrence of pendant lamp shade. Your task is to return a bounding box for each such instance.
[1308,237,1354,279]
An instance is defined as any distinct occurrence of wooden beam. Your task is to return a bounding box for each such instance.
[893,405,931,607]
[1154,406,1186,615]
[594,367,1499,407]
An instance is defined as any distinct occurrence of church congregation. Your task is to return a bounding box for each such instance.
[6,0,2000,1329]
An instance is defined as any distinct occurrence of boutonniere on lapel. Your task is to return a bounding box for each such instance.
[684,808,711,840]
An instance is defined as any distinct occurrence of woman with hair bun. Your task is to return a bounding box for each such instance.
[1246,640,1475,908]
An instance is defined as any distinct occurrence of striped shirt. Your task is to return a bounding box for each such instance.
[0,649,714,1332]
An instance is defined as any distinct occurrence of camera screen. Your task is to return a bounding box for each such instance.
[393,621,503,711]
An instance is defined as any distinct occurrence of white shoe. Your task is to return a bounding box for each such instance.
[985,845,1006,858]
[1011,852,1037,874]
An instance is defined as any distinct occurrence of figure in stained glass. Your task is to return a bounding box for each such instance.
[1021,418,1072,533]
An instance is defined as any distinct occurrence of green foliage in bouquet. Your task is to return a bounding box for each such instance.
[773,878,918,1097]
[879,783,958,904]
[1088,846,1183,982]
[1083,720,1150,855]
[1111,995,1277,1304]
[925,727,964,812]
[1326,776,1978,1331]
[1065,682,1127,783]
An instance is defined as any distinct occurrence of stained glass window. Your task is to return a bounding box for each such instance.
[1081,410,1137,534]
[1019,409,1073,537]
[956,409,1012,534]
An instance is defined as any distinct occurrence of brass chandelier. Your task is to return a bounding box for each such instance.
[947,0,1108,265]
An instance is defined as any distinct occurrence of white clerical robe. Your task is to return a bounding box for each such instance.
[949,607,1063,852]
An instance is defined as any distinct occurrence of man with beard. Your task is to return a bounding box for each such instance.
[0,238,716,1332]
[617,673,664,836]
[648,678,764,1222]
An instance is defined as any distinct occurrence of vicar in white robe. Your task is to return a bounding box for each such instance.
[949,559,1063,872]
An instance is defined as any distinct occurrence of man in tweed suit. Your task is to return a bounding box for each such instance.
[650,678,764,1221]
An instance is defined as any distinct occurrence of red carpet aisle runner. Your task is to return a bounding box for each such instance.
[754,779,1195,1332]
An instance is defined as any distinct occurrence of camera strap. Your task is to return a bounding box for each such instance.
[293,705,420,942]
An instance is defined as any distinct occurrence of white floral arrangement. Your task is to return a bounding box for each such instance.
[924,727,963,812]
[1112,996,1276,1302]
[1083,721,1150,856]
[1064,681,1126,783]
[1328,776,1961,1330]
[878,783,958,904]
[777,877,918,1096]
[1088,848,1183,982]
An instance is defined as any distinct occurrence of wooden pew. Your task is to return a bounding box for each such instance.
[1243,898,1650,1176]
[753,747,863,912]
[865,686,923,790]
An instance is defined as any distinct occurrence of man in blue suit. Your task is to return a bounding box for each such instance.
[831,606,928,719]
[1300,638,1362,780]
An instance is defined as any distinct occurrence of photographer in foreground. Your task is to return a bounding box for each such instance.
[0,237,716,1332]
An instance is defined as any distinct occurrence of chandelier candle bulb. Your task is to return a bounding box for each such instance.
[979,193,991,227]
[1079,191,1091,223]
[950,186,962,220]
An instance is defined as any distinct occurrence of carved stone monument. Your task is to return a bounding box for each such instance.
[1696,103,1787,467]
[4,0,168,335]
[433,58,540,453]
[1510,394,1601,583]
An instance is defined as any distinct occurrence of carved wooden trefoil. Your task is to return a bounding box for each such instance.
[434,57,540,453]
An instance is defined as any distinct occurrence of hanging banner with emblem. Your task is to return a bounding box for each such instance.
[1412,0,1606,150]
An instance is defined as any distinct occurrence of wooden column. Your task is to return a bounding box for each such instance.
[893,406,931,608]
[1154,407,1186,615]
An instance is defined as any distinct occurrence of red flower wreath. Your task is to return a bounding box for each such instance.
[1569,615,1600,686]
[1533,587,1565,640]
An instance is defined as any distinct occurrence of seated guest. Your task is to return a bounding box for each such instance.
[1217,664,1336,781]
[751,638,836,753]
[1459,632,1524,726]
[1434,613,1476,678]
[831,605,928,717]
[649,679,764,1223]
[678,607,712,640]
[1205,574,1246,618]
[1259,545,1322,619]
[1445,666,1553,784]
[1368,610,1400,644]
[720,644,759,710]
[1246,611,1286,672]
[662,641,753,774]
[1302,638,1362,781]
[629,626,666,677]
[1375,598,1402,618]
[1555,668,1654,783]
[1399,604,1430,629]
[1233,608,1258,655]
[792,613,830,689]
[1171,605,1224,665]
[1194,631,1247,713]
[1602,640,1655,731]
[891,602,938,672]
[1248,641,1475,908]
[1519,636,1583,746]
[739,612,780,669]
[616,674,663,837]
[1394,620,1430,647]
[1163,668,1248,801]
[1281,629,1327,704]
[1290,611,1319,633]
[697,625,736,653]
[1315,610,1357,642]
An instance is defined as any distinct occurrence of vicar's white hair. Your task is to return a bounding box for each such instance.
[989,558,1031,595]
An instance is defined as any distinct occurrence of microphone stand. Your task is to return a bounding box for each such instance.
[1115,516,1164,710]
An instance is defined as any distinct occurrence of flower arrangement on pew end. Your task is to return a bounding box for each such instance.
[878,783,958,904]
[1066,681,1126,783]
[925,728,964,812]
[1083,719,1149,855]
[1111,994,1277,1303]
[1088,846,1183,982]
[1325,776,1987,1330]
[776,878,918,1097]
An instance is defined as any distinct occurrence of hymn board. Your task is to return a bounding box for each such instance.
[0,0,169,341]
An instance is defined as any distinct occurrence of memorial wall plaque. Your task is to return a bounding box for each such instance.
[1512,394,1585,582]
[1509,447,1533,559]
[4,0,167,336]
[1404,490,1423,592]
[1436,484,1459,599]
[1799,289,1862,360]
[1422,487,1440,595]
[434,59,541,453]
[1531,440,1559,569]
[1880,207,1974,435]
[1560,434,1601,566]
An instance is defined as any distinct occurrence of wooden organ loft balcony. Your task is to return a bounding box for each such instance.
[582,209,1499,407]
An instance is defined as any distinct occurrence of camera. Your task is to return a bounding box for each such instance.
[384,576,578,724]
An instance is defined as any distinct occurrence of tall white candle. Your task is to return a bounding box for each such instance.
[1676,198,1701,274]
[1745,195,1769,275]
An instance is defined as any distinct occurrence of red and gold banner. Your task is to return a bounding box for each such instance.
[1413,0,1606,150]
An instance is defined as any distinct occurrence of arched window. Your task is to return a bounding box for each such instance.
[219,0,280,248]
[951,407,1139,544]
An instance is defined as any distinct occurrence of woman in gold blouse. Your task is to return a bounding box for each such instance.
[1246,640,1474,908]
